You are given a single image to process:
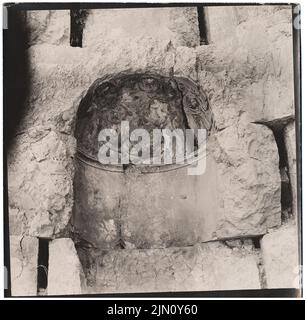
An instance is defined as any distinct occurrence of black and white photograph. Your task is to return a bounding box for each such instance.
[1,1,303,301]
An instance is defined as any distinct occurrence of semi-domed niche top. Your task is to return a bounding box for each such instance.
[75,73,215,168]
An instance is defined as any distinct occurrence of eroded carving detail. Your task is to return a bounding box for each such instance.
[75,73,215,164]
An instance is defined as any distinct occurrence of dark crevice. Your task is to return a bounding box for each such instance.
[197,5,209,45]
[37,238,50,295]
[70,9,89,47]
[252,237,261,249]
[254,119,294,221]
[273,127,293,221]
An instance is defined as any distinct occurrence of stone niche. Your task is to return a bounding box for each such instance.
[72,73,219,250]
[71,73,282,292]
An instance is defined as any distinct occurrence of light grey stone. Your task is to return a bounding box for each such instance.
[205,6,238,44]
[8,128,75,238]
[260,222,300,289]
[25,10,70,46]
[82,242,260,294]
[48,238,83,295]
[197,5,294,126]
[10,236,38,296]
[83,8,199,49]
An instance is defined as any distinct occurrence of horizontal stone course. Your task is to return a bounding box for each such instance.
[82,241,261,294]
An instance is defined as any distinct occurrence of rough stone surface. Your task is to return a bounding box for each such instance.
[81,241,260,294]
[48,238,84,296]
[284,121,298,216]
[83,8,200,49]
[24,10,70,46]
[211,121,282,238]
[260,222,300,289]
[197,6,294,127]
[8,127,75,238]
[10,236,38,296]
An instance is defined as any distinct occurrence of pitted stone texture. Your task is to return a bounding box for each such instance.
[173,46,197,80]
[24,10,70,46]
[260,222,300,289]
[83,8,199,49]
[81,242,260,294]
[211,122,281,238]
[234,5,292,24]
[20,46,176,133]
[284,121,298,216]
[197,5,294,128]
[10,236,38,296]
[8,127,75,238]
[48,238,84,296]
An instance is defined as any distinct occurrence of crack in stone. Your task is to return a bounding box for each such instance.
[16,235,26,279]
[255,247,268,289]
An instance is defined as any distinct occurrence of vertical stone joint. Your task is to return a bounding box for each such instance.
[70,9,88,47]
[197,6,209,45]
[37,238,50,295]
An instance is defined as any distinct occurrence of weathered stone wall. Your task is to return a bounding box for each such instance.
[7,6,300,296]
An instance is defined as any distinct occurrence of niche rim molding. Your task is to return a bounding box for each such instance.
[75,73,215,173]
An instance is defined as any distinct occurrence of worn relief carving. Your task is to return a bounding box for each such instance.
[75,73,215,168]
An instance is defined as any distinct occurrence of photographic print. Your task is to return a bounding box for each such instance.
[3,3,302,297]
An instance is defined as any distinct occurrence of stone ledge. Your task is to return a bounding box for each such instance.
[79,241,261,294]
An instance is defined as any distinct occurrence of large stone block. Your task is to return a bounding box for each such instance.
[8,127,75,238]
[20,45,177,133]
[211,122,282,238]
[48,238,83,295]
[260,222,300,289]
[83,8,199,49]
[10,236,38,296]
[24,10,70,46]
[81,241,260,293]
[205,6,238,44]
[197,5,294,126]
